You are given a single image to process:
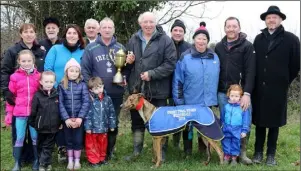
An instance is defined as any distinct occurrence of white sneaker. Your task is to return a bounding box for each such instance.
[67,161,74,170]
[74,162,81,170]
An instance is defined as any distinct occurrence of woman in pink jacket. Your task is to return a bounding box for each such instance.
[5,49,41,171]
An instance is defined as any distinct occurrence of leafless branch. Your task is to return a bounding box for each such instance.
[158,1,212,25]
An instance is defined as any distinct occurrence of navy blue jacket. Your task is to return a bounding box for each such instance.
[173,39,192,61]
[81,35,126,98]
[58,80,90,121]
[84,91,116,133]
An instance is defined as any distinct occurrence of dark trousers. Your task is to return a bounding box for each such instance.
[37,133,56,165]
[63,123,84,150]
[55,129,66,148]
[12,116,34,162]
[106,97,123,156]
[130,98,167,132]
[254,126,279,155]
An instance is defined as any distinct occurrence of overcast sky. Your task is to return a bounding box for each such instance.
[157,1,300,43]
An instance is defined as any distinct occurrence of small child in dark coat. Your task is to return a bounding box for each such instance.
[29,71,62,171]
[84,77,116,167]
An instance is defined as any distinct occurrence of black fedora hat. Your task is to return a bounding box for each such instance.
[260,5,286,21]
[43,17,60,27]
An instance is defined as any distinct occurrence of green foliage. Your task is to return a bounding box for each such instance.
[93,1,167,44]
[15,1,167,44]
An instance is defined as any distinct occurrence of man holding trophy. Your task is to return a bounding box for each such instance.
[81,17,126,162]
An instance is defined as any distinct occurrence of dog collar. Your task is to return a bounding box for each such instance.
[135,97,144,110]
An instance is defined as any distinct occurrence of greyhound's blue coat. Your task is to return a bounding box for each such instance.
[145,105,224,140]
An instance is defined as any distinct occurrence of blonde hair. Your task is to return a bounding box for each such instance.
[227,84,243,97]
[61,68,83,89]
[88,77,104,89]
[40,71,56,81]
[17,49,36,68]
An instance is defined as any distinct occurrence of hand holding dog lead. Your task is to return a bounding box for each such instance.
[140,72,150,81]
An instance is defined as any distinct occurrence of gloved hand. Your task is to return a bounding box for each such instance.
[4,91,15,105]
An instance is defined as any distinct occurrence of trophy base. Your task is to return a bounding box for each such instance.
[113,72,123,84]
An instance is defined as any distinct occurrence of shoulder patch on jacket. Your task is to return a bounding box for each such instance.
[88,44,100,51]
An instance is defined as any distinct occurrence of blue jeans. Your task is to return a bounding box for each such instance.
[15,117,37,147]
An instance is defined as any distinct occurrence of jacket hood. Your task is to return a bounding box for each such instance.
[15,68,39,75]
[228,101,241,106]
[96,35,117,47]
[190,46,215,58]
[38,88,58,97]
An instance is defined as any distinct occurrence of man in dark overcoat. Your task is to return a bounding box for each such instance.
[252,5,300,166]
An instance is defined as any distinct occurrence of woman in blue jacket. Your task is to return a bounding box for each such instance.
[44,24,86,163]
[172,22,220,154]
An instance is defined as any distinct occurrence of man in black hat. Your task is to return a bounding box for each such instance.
[169,19,192,156]
[252,5,300,166]
[39,17,62,55]
[39,17,66,163]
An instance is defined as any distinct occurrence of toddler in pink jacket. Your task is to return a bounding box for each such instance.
[5,49,41,171]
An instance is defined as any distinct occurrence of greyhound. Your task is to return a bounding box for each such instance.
[123,93,224,167]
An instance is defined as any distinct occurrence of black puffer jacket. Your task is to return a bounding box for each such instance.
[58,80,90,121]
[39,38,62,55]
[28,88,61,133]
[1,41,45,94]
[125,25,177,99]
[215,32,256,94]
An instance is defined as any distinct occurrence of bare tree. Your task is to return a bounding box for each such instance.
[1,1,28,54]
[156,1,224,25]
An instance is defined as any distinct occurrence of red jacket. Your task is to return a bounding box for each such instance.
[6,68,40,117]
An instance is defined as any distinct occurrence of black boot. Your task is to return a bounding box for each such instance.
[252,152,263,164]
[32,145,39,171]
[107,129,118,160]
[266,154,277,166]
[172,132,181,150]
[183,140,192,157]
[124,130,145,161]
[12,147,22,171]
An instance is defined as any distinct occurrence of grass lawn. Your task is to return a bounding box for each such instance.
[1,102,300,171]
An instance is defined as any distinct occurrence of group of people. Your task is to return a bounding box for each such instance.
[0,5,299,171]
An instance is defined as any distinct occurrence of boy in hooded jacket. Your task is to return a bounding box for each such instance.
[84,76,116,167]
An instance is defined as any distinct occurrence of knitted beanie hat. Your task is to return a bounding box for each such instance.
[170,19,186,33]
[64,58,81,72]
[193,21,210,42]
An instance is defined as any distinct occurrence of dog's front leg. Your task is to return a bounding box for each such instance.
[153,137,162,168]
[152,138,157,163]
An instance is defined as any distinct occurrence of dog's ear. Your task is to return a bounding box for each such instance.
[138,93,145,98]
